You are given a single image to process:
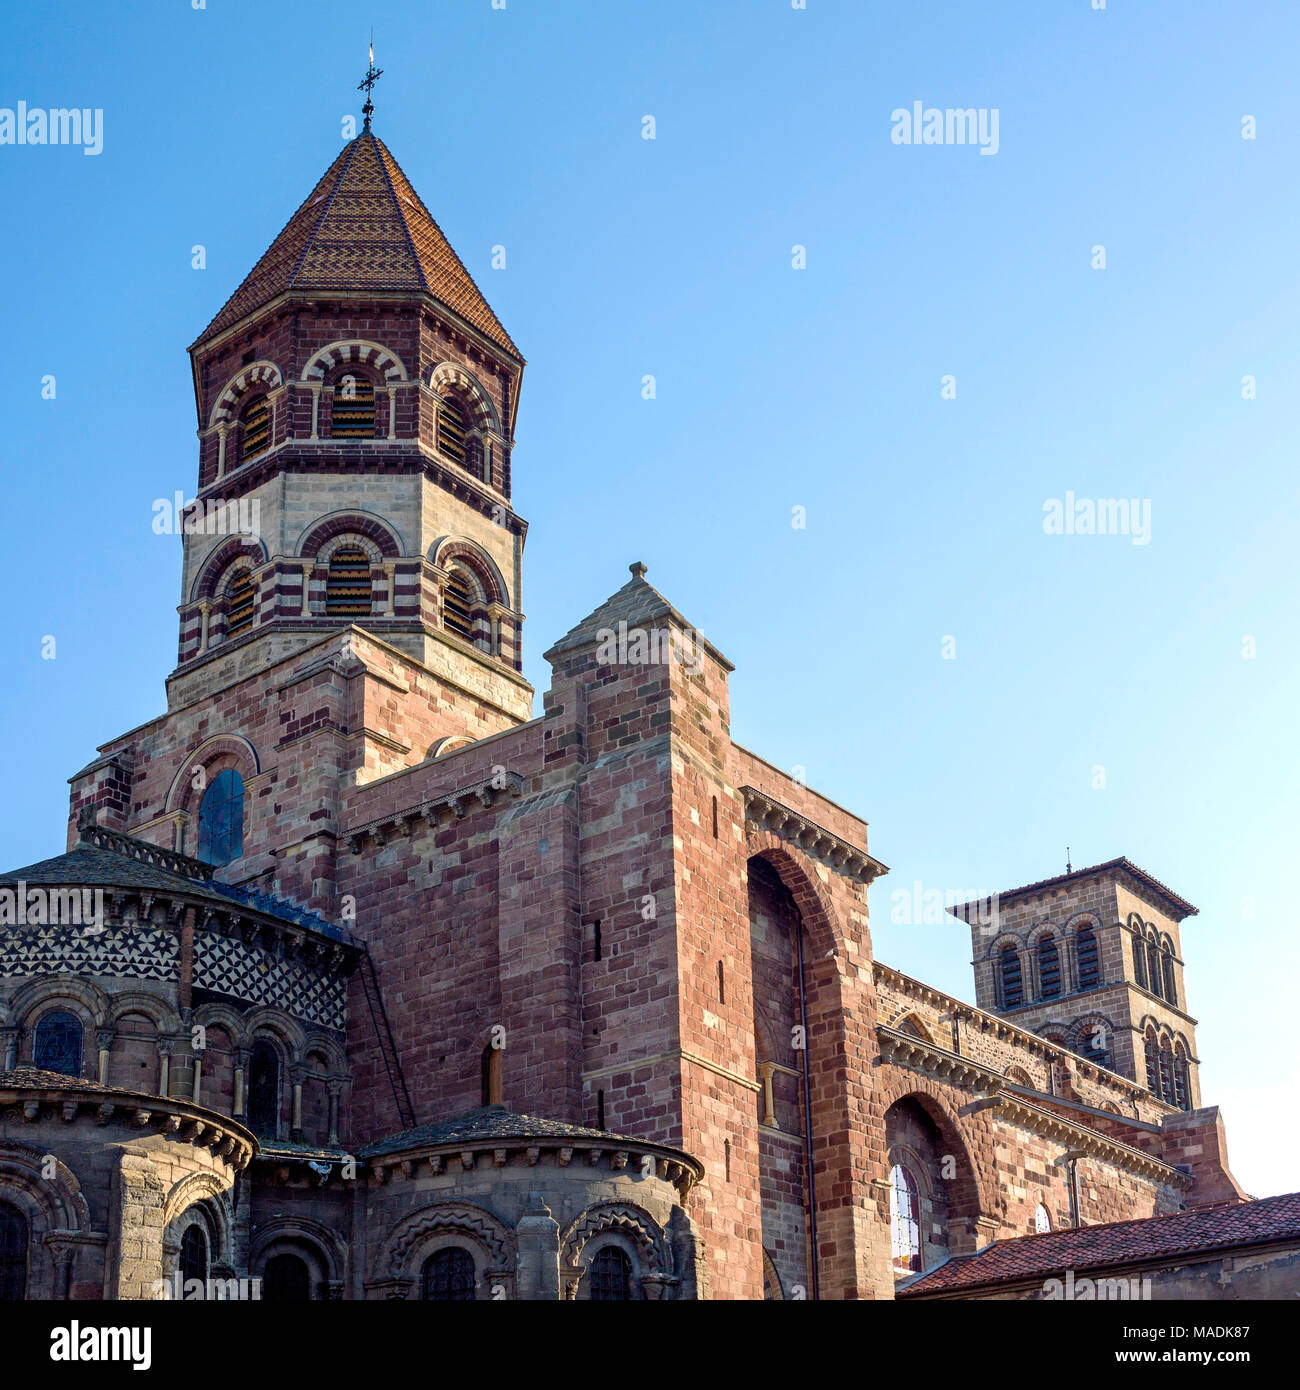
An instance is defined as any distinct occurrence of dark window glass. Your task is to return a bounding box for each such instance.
[325,546,372,616]
[1037,937,1061,999]
[331,374,375,438]
[33,1010,82,1077]
[248,1040,280,1138]
[180,1225,208,1290]
[197,768,244,867]
[0,1201,26,1301]
[588,1245,633,1300]
[999,945,1023,1009]
[1075,927,1100,991]
[264,1253,311,1301]
[422,1248,476,1301]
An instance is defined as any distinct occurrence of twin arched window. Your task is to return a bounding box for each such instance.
[1145,1029,1192,1109]
[33,1011,83,1077]
[422,1247,476,1301]
[197,769,244,867]
[1131,919,1178,1006]
[889,1162,923,1273]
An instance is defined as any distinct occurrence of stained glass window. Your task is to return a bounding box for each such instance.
[890,1163,922,1273]
[197,769,244,867]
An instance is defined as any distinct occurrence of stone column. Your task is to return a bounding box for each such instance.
[1,1028,17,1071]
[157,1043,170,1098]
[300,563,315,616]
[97,1030,113,1085]
[514,1194,560,1301]
[759,1062,776,1127]
[291,1077,303,1139]
[383,562,397,616]
[198,599,212,653]
[191,1057,202,1104]
[216,424,227,478]
[233,1053,246,1118]
[327,1082,342,1145]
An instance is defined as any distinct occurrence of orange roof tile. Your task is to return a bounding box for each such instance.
[194,131,519,358]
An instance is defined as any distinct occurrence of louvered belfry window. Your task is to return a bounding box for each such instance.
[1075,927,1100,990]
[1038,937,1062,999]
[999,944,1023,1009]
[438,398,469,463]
[241,395,270,461]
[226,568,256,636]
[443,568,476,641]
[325,547,372,616]
[332,373,375,438]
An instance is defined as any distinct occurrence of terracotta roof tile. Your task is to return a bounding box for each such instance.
[195,132,519,358]
[898,1192,1300,1296]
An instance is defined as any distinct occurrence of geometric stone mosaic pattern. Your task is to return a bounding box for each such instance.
[0,925,178,981]
[193,932,345,1031]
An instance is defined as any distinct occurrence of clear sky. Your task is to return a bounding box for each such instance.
[1,1,1296,1198]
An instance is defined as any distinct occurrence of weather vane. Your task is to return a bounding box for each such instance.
[358,33,383,130]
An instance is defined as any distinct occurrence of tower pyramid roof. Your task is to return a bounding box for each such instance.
[193,130,519,358]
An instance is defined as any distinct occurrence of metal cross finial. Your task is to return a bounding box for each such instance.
[358,34,383,130]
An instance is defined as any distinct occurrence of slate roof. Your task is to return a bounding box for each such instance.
[0,1066,129,1097]
[947,857,1198,923]
[543,562,734,671]
[897,1192,1300,1297]
[0,841,351,945]
[195,130,519,358]
[359,1104,649,1158]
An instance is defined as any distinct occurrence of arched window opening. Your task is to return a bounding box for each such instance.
[1078,1019,1111,1070]
[999,944,1023,1009]
[248,1039,280,1138]
[1034,1203,1052,1234]
[263,1253,311,1301]
[225,567,256,637]
[331,373,375,438]
[1158,1039,1174,1105]
[587,1245,633,1301]
[1132,930,1148,990]
[480,1043,502,1107]
[1147,939,1163,1000]
[0,1201,27,1301]
[442,567,479,644]
[422,1247,476,1301]
[1144,1031,1160,1098]
[1037,936,1061,1000]
[1173,1047,1191,1111]
[1075,926,1100,991]
[1162,949,1178,1009]
[325,546,372,617]
[196,768,244,867]
[33,1010,83,1077]
[240,395,270,462]
[180,1224,209,1290]
[438,398,469,464]
[890,1163,923,1273]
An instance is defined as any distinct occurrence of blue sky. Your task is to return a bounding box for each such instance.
[1,1,1296,1197]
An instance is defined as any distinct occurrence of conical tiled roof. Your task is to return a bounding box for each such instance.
[194,131,519,358]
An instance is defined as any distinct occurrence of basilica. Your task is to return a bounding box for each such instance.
[0,111,1296,1301]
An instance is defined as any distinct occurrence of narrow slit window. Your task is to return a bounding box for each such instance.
[717,960,726,1004]
[592,920,602,962]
